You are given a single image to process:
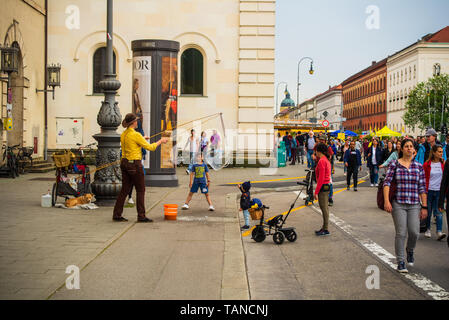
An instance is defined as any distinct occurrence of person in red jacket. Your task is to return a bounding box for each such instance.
[423,144,447,240]
[314,143,332,236]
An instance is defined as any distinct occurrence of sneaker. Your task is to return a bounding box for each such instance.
[241,225,250,230]
[347,186,350,190]
[424,229,431,238]
[328,200,333,207]
[127,197,135,205]
[370,184,374,187]
[406,251,414,267]
[437,232,447,241]
[344,173,346,176]
[181,203,189,210]
[186,169,190,174]
[397,261,408,273]
[375,183,379,187]
[208,205,215,211]
[315,229,330,236]
[354,187,358,192]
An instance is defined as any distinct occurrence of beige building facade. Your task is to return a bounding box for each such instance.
[1,0,46,159]
[45,0,275,157]
[386,26,449,136]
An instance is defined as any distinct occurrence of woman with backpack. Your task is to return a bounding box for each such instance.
[423,144,447,241]
[383,139,427,273]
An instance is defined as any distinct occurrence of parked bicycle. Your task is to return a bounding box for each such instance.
[1,144,20,178]
[16,146,34,174]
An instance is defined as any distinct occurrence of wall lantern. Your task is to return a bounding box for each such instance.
[36,63,61,100]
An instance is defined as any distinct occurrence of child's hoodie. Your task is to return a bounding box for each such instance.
[239,181,251,210]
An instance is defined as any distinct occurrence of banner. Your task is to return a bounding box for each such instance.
[132,56,152,168]
[160,54,178,169]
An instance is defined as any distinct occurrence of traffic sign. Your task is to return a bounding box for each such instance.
[322,120,330,128]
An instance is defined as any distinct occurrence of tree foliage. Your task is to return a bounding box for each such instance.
[403,74,449,131]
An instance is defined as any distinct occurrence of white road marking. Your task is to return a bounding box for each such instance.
[303,192,449,300]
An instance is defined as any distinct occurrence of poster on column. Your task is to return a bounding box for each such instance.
[132,56,152,168]
[160,54,178,169]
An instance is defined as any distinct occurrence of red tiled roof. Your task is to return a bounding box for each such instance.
[423,26,449,43]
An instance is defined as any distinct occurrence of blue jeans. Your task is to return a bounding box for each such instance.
[426,190,444,232]
[307,150,315,169]
[243,209,250,226]
[286,147,291,161]
[188,152,196,172]
[329,183,333,201]
[369,165,379,184]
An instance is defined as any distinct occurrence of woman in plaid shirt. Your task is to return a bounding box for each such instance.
[383,139,428,273]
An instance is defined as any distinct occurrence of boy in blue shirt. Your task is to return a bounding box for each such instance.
[238,181,252,230]
[181,153,215,211]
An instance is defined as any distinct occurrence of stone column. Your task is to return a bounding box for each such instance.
[91,0,122,206]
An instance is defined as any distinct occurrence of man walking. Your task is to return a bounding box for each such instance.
[113,113,168,222]
[296,131,305,165]
[305,131,316,169]
[344,140,362,191]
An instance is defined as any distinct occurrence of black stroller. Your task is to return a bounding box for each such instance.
[250,169,315,245]
[299,168,316,206]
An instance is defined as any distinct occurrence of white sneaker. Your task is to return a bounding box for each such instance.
[182,203,189,210]
[186,169,190,174]
[370,184,374,187]
[424,230,431,238]
[128,198,135,204]
[437,232,447,241]
[375,183,379,187]
[208,205,215,211]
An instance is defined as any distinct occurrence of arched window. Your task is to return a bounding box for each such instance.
[433,63,441,76]
[181,48,204,95]
[93,47,117,93]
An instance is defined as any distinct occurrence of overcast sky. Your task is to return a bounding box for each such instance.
[275,0,449,109]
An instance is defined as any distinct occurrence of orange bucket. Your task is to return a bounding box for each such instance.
[164,204,178,220]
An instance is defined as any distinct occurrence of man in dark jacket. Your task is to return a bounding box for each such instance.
[424,128,441,161]
[367,138,383,187]
[344,140,362,191]
[296,131,305,164]
[283,132,291,162]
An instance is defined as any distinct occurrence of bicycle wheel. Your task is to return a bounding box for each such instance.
[8,158,15,179]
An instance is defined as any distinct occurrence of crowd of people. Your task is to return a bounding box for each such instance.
[277,128,449,273]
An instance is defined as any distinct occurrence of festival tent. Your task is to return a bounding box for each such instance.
[375,126,402,138]
[330,129,358,137]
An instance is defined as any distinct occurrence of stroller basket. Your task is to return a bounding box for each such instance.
[52,152,74,168]
[249,208,263,220]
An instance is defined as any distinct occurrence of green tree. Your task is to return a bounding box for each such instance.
[403,74,449,131]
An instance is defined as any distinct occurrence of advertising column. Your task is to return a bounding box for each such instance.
[131,40,179,187]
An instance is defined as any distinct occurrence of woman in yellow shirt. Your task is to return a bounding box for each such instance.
[113,113,168,222]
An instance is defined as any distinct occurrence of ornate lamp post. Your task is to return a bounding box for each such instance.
[296,57,314,106]
[91,0,122,206]
[275,81,288,115]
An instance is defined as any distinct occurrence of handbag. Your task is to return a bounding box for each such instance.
[377,164,397,211]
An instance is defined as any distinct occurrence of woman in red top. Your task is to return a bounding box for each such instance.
[314,143,332,236]
[423,144,447,240]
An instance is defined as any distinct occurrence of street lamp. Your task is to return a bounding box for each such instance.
[36,64,61,100]
[275,81,288,115]
[297,57,314,106]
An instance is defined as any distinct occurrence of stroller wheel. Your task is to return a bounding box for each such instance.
[251,226,266,243]
[286,230,298,242]
[273,231,285,245]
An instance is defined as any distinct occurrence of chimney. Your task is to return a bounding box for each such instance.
[372,61,376,65]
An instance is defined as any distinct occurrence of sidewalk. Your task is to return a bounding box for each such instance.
[0,163,308,299]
